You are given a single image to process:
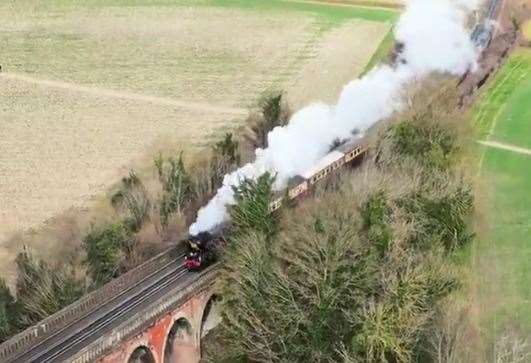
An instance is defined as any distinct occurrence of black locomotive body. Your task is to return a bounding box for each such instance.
[183,231,226,271]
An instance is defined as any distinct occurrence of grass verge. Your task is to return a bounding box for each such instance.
[208,0,398,26]
[472,47,531,341]
[361,27,395,75]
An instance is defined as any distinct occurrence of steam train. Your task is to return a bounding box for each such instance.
[183,0,505,271]
[184,137,368,270]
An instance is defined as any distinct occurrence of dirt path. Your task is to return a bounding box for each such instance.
[478,140,531,156]
[0,73,247,116]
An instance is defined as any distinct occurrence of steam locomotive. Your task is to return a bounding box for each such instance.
[183,0,505,271]
[183,231,226,270]
[184,137,368,271]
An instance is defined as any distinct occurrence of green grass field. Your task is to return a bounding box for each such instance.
[361,27,395,75]
[472,48,531,340]
[474,49,531,147]
[208,0,397,25]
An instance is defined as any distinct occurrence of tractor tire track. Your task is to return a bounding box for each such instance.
[0,73,247,116]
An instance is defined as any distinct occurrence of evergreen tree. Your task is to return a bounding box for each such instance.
[155,153,193,225]
[83,223,130,286]
[0,279,18,342]
[213,133,240,166]
[230,172,277,237]
[209,133,241,190]
[111,170,151,233]
[248,92,289,149]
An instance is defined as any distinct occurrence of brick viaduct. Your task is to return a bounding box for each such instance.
[0,248,222,363]
[97,285,220,363]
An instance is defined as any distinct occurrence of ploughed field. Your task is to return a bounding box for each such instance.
[0,1,394,252]
[472,47,531,339]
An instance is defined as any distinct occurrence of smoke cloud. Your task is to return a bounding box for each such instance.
[189,0,479,235]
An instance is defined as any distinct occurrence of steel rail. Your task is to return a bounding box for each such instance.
[69,266,218,363]
[0,247,184,362]
[15,257,185,363]
[39,267,189,363]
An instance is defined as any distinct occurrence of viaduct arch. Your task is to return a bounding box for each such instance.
[99,288,217,363]
[128,346,156,363]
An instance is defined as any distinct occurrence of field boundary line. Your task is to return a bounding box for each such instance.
[284,0,403,11]
[474,60,524,132]
[477,140,531,157]
[475,60,528,171]
[0,73,248,116]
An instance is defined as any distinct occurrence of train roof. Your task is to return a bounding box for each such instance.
[340,136,367,150]
[272,175,306,199]
[288,175,307,186]
[301,151,344,179]
[272,136,368,198]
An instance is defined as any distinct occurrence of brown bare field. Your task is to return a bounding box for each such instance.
[0,1,392,274]
[523,20,531,42]
[286,20,389,109]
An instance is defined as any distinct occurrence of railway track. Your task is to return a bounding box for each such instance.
[471,0,501,47]
[11,253,188,363]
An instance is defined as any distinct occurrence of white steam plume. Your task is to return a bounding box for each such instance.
[189,0,479,235]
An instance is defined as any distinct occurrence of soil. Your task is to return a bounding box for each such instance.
[523,20,531,42]
[0,3,389,275]
[286,20,391,110]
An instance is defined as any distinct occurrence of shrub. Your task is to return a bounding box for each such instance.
[111,170,151,233]
[397,184,474,253]
[83,223,130,286]
[155,153,193,226]
[15,248,84,327]
[0,279,19,342]
[209,133,241,189]
[246,92,290,149]
[361,190,393,255]
[213,133,241,166]
[378,120,457,171]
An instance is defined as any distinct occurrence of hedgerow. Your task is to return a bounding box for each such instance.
[207,99,475,362]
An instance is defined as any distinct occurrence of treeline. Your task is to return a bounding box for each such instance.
[0,92,290,343]
[204,97,478,362]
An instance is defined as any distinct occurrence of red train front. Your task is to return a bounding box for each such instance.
[183,232,225,271]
